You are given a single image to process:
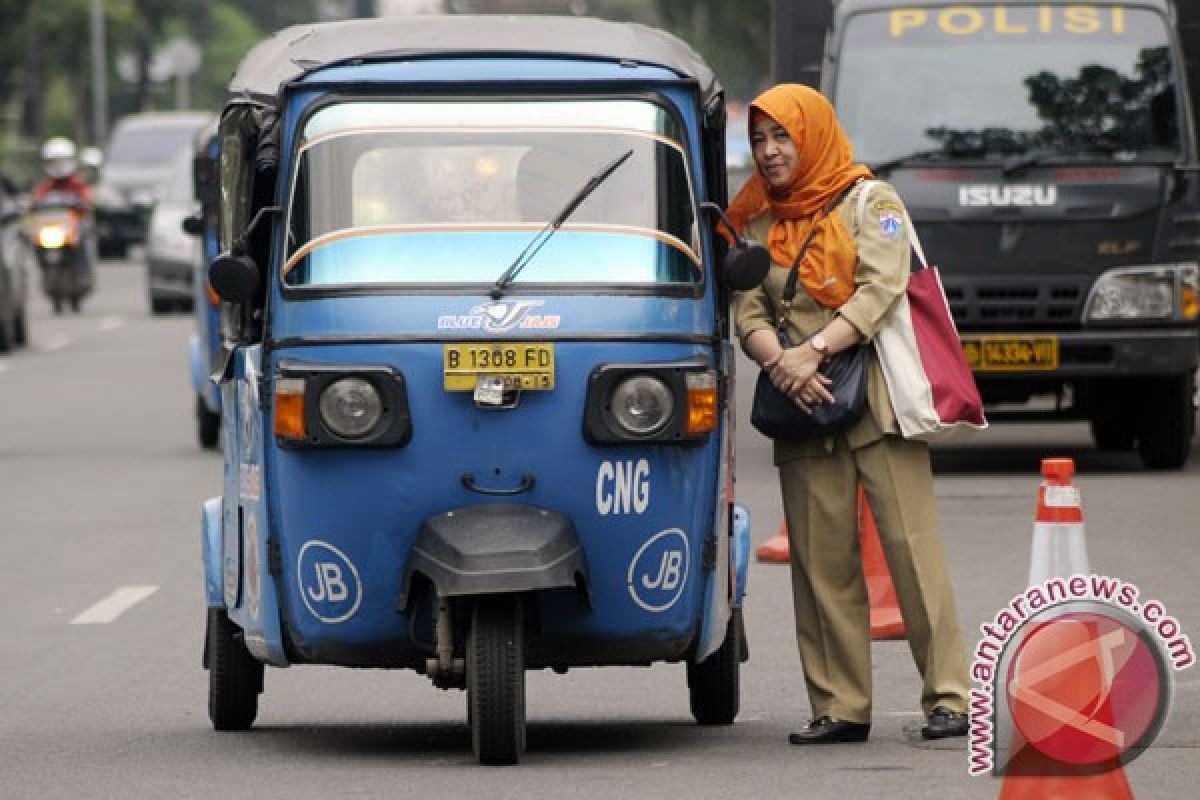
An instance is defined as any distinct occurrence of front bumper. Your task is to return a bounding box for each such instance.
[967,328,1199,380]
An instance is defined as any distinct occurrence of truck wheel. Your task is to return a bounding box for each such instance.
[1090,416,1135,451]
[687,609,742,725]
[467,597,525,765]
[1137,373,1197,470]
[207,608,263,731]
[196,395,220,450]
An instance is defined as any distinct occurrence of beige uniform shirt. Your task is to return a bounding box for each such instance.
[734,180,911,463]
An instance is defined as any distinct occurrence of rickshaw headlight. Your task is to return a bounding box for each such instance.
[319,377,384,439]
[584,361,716,445]
[274,364,412,449]
[610,375,674,436]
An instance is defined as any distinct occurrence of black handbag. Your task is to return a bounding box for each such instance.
[749,201,868,442]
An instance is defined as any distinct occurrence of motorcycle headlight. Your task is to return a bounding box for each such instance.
[1085,264,1199,322]
[319,377,384,439]
[38,225,68,250]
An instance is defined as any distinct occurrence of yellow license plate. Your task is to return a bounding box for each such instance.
[443,343,555,391]
[961,335,1058,371]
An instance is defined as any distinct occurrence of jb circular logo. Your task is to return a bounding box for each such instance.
[1006,609,1171,768]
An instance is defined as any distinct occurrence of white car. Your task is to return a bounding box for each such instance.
[145,148,202,314]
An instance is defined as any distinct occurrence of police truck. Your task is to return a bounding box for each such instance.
[777,0,1200,467]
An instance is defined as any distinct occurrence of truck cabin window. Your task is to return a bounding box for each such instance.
[834,6,1180,167]
[284,100,700,288]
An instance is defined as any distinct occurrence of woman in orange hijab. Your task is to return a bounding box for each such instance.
[731,85,971,745]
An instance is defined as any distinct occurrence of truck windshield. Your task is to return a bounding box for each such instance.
[284,99,700,288]
[834,5,1181,166]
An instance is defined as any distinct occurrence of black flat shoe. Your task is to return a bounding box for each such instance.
[921,706,968,739]
[787,715,871,745]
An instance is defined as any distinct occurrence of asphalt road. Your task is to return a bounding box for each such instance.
[1,258,1197,799]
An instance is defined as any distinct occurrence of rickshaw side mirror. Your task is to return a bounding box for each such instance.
[722,243,771,291]
[209,253,260,305]
[699,201,770,291]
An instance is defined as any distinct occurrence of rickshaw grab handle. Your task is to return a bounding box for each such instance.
[461,472,536,496]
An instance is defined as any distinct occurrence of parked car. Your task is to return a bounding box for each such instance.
[0,174,30,351]
[93,111,215,258]
[145,148,202,314]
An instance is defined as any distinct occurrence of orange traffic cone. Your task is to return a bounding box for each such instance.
[858,485,906,641]
[754,522,790,563]
[755,486,909,641]
[996,457,1133,800]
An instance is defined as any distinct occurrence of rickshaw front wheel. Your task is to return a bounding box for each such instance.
[207,608,264,731]
[467,596,526,765]
[687,609,742,725]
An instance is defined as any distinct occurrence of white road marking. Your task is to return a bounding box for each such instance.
[42,333,72,352]
[97,316,125,332]
[70,586,159,625]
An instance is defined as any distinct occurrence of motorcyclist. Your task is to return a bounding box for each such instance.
[32,137,92,206]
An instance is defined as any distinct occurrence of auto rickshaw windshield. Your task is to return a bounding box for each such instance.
[283,99,702,288]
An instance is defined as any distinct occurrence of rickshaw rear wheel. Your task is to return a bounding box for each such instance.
[467,596,526,765]
[687,609,742,725]
[207,608,263,731]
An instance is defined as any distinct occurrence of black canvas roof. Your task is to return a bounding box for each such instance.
[229,14,720,104]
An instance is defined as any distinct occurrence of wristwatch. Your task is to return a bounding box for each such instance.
[809,332,830,358]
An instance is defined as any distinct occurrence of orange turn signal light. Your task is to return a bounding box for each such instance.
[205,280,220,308]
[1182,285,1199,321]
[686,371,718,435]
[274,378,307,439]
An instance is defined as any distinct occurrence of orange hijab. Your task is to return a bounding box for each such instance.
[726,85,872,308]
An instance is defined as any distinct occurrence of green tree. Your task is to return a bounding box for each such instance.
[655,0,770,102]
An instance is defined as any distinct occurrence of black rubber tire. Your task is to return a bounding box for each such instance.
[467,597,526,765]
[687,609,742,726]
[70,295,81,313]
[1137,372,1197,470]
[0,314,10,354]
[52,296,63,314]
[207,608,263,731]
[13,309,26,347]
[196,395,220,450]
[1090,416,1135,451]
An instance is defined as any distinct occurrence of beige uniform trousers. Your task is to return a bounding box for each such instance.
[778,432,970,724]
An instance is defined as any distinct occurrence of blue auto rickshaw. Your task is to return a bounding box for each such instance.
[200,15,765,765]
[187,123,222,449]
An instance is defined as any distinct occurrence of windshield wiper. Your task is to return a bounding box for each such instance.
[492,148,634,298]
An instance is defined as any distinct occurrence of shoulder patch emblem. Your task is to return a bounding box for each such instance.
[871,199,903,214]
[878,210,903,239]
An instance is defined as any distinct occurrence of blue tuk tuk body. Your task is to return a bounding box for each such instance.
[200,15,752,764]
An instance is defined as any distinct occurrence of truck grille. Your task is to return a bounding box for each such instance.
[942,278,1088,330]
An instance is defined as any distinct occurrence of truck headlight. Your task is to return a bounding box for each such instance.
[1085,264,1199,322]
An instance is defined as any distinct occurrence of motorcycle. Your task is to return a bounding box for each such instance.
[23,191,95,313]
